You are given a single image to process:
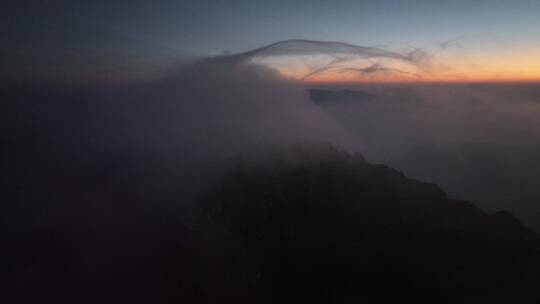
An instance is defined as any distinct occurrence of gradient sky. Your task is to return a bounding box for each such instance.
[3,0,540,83]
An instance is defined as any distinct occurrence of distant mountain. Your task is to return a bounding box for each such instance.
[201,144,540,304]
[309,89,373,105]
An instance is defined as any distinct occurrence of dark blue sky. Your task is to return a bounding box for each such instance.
[3,0,540,83]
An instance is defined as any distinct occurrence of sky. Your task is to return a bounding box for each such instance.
[3,0,540,83]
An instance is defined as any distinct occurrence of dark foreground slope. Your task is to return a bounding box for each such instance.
[201,145,540,304]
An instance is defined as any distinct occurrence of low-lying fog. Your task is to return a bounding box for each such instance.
[311,83,540,230]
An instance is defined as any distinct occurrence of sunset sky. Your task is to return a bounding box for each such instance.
[3,0,540,83]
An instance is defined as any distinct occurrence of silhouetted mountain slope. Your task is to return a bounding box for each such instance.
[201,145,540,304]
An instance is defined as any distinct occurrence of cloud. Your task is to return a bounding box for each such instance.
[7,38,540,229]
[3,47,364,215]
[225,39,432,81]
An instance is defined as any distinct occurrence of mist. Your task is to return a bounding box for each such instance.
[3,45,364,226]
[311,83,540,230]
[5,39,540,230]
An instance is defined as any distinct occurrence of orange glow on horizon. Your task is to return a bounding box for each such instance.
[270,48,540,84]
[278,65,540,84]
[302,76,540,85]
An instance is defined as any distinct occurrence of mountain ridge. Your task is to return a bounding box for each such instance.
[200,145,540,303]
